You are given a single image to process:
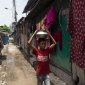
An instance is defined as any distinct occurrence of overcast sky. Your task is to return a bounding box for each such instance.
[0,0,28,26]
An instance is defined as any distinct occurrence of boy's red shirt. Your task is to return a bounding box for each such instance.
[33,47,52,75]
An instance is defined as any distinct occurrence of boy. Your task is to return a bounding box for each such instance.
[28,29,56,85]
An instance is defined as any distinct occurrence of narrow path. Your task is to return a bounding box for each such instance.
[0,42,67,85]
[1,43,37,85]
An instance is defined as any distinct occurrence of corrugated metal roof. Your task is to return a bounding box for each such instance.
[25,0,54,21]
[16,17,25,26]
[23,0,38,13]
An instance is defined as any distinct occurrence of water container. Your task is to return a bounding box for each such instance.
[36,30,48,38]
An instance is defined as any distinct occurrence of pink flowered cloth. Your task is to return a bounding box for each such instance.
[68,0,85,69]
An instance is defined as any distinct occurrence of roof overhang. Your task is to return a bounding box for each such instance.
[23,0,38,13]
[16,17,25,26]
[25,0,54,21]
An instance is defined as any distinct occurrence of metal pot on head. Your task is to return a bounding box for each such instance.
[36,30,50,47]
[36,30,48,38]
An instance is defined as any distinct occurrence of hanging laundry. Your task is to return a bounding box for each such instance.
[44,4,57,29]
[52,31,62,51]
[68,0,85,69]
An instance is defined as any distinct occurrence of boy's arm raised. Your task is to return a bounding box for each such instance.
[45,29,56,49]
[28,29,39,49]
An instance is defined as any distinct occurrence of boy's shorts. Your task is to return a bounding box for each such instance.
[37,74,50,85]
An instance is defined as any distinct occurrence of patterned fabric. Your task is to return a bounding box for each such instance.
[68,0,85,69]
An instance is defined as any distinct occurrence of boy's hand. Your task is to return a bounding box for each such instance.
[28,29,40,44]
[34,29,40,34]
[44,29,50,34]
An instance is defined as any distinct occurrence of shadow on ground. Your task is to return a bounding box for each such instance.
[0,55,7,64]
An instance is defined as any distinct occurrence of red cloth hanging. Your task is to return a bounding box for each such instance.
[52,31,62,41]
[52,31,62,50]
